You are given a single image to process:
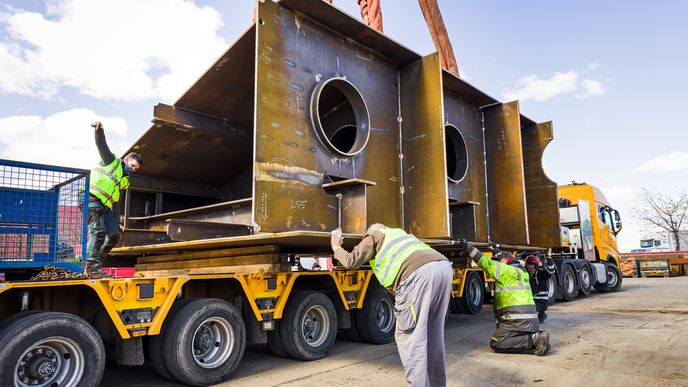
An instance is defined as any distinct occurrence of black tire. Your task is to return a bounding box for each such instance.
[163,298,246,386]
[267,320,290,357]
[343,310,364,342]
[449,296,462,314]
[147,298,196,381]
[279,291,337,361]
[578,264,593,296]
[0,311,105,387]
[546,275,557,306]
[0,310,42,332]
[561,265,578,302]
[355,282,395,344]
[607,263,623,292]
[456,271,484,315]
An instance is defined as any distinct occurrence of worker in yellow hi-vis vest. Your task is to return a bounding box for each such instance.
[461,240,550,355]
[331,224,452,387]
[85,121,143,278]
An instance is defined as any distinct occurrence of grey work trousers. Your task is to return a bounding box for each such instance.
[394,260,452,387]
[490,329,533,353]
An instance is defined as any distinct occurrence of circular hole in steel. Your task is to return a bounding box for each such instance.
[445,124,468,183]
[310,78,370,157]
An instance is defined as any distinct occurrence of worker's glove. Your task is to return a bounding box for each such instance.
[460,239,481,261]
[91,121,103,130]
[330,229,344,251]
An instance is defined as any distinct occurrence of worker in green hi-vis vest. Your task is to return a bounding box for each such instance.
[85,121,143,278]
[461,240,550,356]
[331,224,452,387]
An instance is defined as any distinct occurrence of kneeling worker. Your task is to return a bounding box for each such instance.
[331,224,452,387]
[461,241,550,355]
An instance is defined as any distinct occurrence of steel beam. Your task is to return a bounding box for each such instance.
[483,101,529,245]
[522,121,562,248]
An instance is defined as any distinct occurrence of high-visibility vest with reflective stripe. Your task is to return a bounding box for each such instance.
[90,158,129,209]
[370,228,433,288]
[475,255,535,310]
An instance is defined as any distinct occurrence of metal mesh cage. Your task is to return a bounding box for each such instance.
[0,159,89,271]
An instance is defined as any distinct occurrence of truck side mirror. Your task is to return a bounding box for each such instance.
[613,209,622,234]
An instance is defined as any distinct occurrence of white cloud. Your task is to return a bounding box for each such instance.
[631,152,688,173]
[0,109,129,169]
[502,68,607,102]
[502,71,579,102]
[576,79,605,99]
[0,0,227,102]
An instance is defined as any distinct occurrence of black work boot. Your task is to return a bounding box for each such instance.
[84,261,113,279]
[533,330,550,356]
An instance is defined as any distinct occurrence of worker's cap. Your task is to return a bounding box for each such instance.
[525,255,541,266]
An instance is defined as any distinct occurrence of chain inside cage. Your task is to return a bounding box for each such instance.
[0,160,89,271]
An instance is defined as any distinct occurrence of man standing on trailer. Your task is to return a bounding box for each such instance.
[461,241,550,355]
[85,121,143,278]
[330,224,452,387]
[524,255,556,323]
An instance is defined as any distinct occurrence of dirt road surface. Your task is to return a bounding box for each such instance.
[101,277,688,386]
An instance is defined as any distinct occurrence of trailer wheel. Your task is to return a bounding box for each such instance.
[279,291,337,360]
[267,320,290,357]
[146,298,196,381]
[0,311,105,387]
[546,275,557,306]
[0,310,42,332]
[456,271,484,315]
[578,264,593,296]
[342,310,363,342]
[355,281,395,344]
[449,297,462,314]
[606,264,623,292]
[164,299,246,386]
[561,265,578,302]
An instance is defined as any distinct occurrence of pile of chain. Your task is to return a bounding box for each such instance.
[30,265,88,281]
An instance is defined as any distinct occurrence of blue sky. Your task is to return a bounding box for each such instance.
[1,0,686,251]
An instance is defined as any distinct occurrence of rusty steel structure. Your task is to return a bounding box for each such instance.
[116,0,562,253]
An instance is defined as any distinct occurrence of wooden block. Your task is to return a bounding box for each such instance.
[135,263,289,277]
[137,244,280,264]
[135,253,281,271]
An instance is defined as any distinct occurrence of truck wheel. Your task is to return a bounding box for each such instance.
[456,271,484,315]
[449,296,462,314]
[0,310,42,332]
[578,264,593,296]
[606,264,623,292]
[267,320,290,357]
[355,282,395,344]
[279,291,337,360]
[343,310,363,342]
[164,299,246,386]
[147,298,196,381]
[0,311,105,387]
[561,265,578,302]
[546,275,557,306]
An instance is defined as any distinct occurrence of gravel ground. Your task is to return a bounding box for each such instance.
[101,277,688,386]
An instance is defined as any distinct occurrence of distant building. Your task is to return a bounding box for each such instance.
[634,231,688,252]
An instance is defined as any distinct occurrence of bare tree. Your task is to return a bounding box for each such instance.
[635,189,688,250]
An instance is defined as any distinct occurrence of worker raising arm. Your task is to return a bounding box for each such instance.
[85,121,143,279]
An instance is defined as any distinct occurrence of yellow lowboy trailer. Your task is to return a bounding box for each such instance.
[0,230,488,386]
